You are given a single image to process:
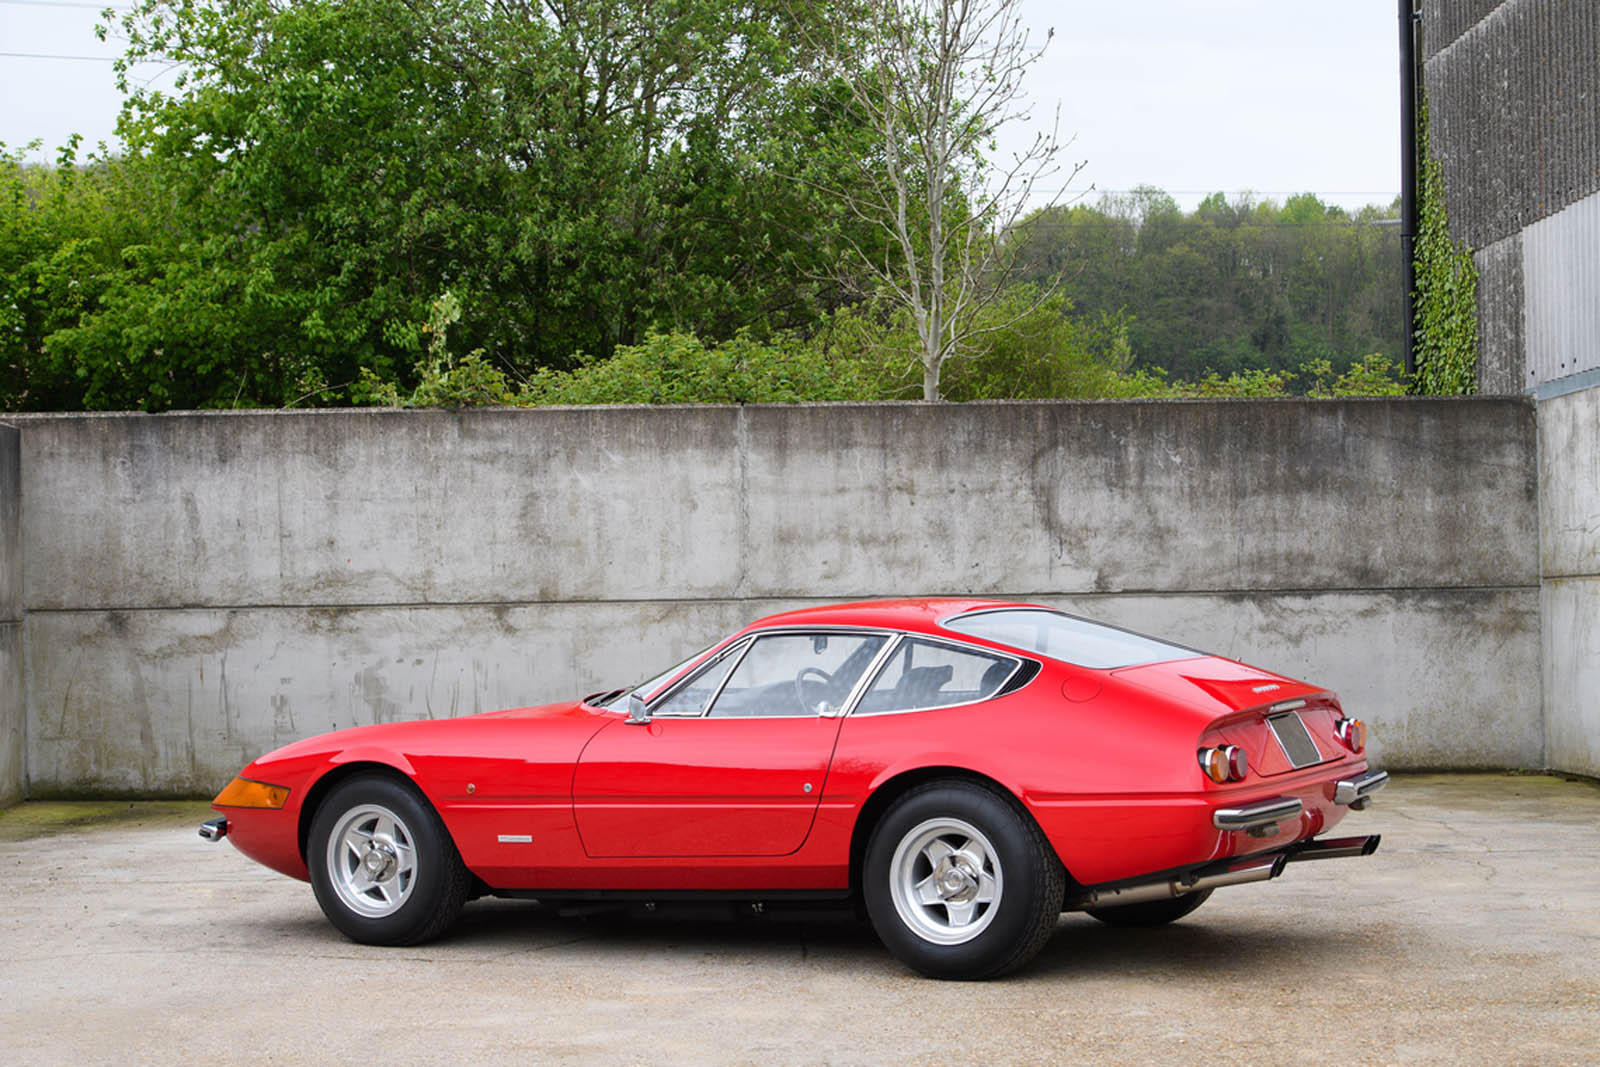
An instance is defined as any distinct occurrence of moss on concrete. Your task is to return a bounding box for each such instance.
[0,800,216,842]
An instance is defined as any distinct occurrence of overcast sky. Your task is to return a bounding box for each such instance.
[1,0,1402,213]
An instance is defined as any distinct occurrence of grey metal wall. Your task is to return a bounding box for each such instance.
[14,401,1542,796]
[1420,0,1600,393]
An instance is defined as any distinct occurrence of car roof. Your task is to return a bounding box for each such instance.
[740,597,1047,639]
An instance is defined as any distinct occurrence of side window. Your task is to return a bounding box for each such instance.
[706,632,887,718]
[650,642,746,717]
[857,638,1016,715]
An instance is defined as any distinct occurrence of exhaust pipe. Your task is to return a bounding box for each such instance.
[1067,854,1287,911]
[1285,834,1381,863]
[198,817,229,842]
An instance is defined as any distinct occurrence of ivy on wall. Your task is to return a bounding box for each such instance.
[1411,102,1479,395]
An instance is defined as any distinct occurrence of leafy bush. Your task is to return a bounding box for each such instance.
[517,331,881,405]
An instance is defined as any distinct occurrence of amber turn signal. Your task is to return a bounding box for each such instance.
[1198,745,1247,784]
[1335,717,1367,752]
[213,776,290,809]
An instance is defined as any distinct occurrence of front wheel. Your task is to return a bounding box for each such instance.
[863,781,1064,980]
[307,775,470,946]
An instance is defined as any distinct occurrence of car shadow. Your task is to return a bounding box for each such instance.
[1025,911,1390,981]
[251,898,1385,980]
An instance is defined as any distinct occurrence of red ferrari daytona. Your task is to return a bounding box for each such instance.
[201,598,1387,979]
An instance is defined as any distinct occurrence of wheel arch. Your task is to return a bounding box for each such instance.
[297,760,426,866]
[848,766,1069,896]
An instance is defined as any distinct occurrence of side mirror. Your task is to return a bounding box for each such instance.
[625,693,651,725]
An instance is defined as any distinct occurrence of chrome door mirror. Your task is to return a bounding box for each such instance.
[625,693,651,725]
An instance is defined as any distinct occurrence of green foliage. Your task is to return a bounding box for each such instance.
[351,291,513,408]
[1,0,1421,412]
[1410,104,1478,395]
[0,0,880,411]
[518,331,880,405]
[1305,353,1410,397]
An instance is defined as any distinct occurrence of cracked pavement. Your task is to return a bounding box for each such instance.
[3,774,1598,1064]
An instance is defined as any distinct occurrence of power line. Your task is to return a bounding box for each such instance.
[0,50,122,61]
[0,0,133,9]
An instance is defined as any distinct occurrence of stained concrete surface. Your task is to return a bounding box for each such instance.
[2,775,1597,1065]
[16,400,1544,794]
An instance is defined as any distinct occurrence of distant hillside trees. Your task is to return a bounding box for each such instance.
[1011,187,1405,382]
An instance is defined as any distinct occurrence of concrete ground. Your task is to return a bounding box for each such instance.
[2,774,1597,1065]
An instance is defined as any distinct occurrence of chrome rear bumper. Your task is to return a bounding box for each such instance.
[1334,769,1390,808]
[1213,796,1303,832]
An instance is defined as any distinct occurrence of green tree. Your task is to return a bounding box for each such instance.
[797,0,1082,400]
[51,0,878,410]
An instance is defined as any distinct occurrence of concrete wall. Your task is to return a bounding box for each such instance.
[1539,388,1600,776]
[16,400,1541,795]
[0,424,20,806]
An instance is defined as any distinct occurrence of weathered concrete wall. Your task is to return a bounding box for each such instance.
[1539,387,1600,777]
[0,424,20,806]
[16,401,1540,794]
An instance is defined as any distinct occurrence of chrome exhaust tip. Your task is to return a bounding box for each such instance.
[1066,854,1285,911]
[1286,834,1381,863]
[198,817,229,842]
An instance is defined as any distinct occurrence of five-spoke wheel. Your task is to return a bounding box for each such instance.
[308,775,470,946]
[864,780,1063,979]
[324,802,419,919]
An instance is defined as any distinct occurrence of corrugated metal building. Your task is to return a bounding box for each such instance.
[1420,0,1600,396]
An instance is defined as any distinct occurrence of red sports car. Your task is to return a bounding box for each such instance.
[201,598,1386,979]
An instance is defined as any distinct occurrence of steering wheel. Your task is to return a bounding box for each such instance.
[793,667,834,714]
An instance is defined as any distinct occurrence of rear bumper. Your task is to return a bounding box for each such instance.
[1211,766,1389,833]
[1213,795,1304,832]
[1333,768,1389,808]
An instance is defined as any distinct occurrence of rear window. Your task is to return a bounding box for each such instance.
[943,609,1201,670]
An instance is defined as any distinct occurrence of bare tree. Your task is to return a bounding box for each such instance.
[799,0,1083,399]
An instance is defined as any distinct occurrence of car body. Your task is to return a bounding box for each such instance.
[202,598,1386,978]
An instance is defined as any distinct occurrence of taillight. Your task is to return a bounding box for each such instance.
[1198,745,1248,783]
[1335,717,1367,752]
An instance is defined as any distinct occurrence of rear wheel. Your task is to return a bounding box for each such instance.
[308,775,470,946]
[863,780,1064,980]
[1086,888,1212,927]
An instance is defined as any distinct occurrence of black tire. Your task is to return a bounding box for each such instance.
[307,774,471,946]
[1085,888,1212,927]
[863,780,1064,980]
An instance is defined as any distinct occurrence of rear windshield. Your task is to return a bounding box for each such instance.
[943,609,1202,670]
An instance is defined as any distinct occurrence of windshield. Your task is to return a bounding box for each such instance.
[943,609,1202,670]
[598,640,720,712]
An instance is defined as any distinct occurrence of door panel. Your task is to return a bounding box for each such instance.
[572,715,843,857]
